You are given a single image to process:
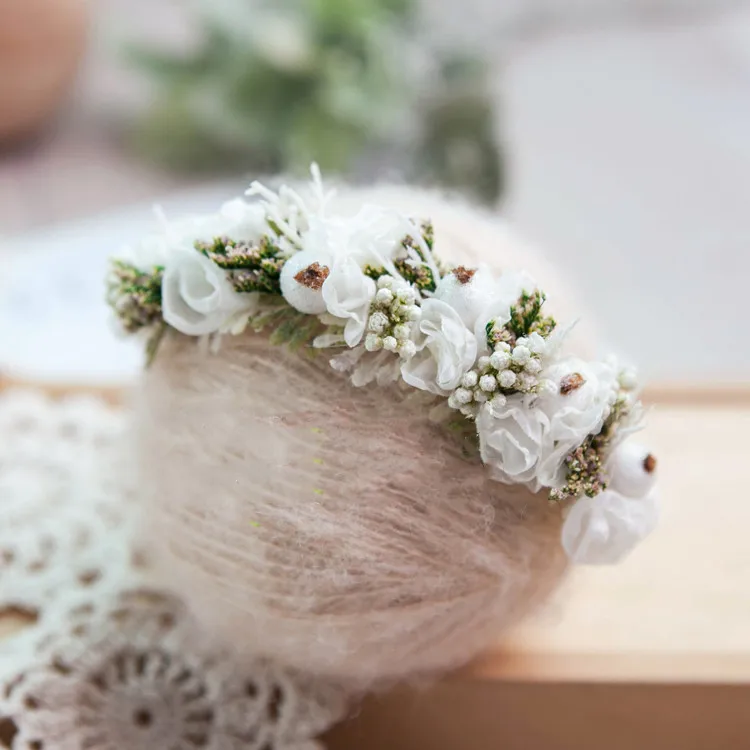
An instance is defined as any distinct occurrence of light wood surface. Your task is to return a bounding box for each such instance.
[469,397,750,684]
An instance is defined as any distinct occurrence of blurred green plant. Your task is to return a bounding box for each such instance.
[127,0,504,204]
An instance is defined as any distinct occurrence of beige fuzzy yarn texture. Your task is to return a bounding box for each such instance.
[137,186,595,689]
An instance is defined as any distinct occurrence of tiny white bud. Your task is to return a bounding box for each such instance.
[461,370,479,388]
[406,305,421,321]
[489,351,510,370]
[460,404,477,418]
[448,394,460,409]
[365,333,383,352]
[619,367,639,391]
[454,387,473,405]
[474,390,488,403]
[479,374,498,392]
[499,370,517,388]
[518,373,537,391]
[477,356,491,371]
[525,358,542,374]
[376,288,394,304]
[377,276,394,289]
[515,337,530,349]
[399,340,417,359]
[511,345,531,365]
[367,311,388,334]
[382,336,398,352]
[393,324,409,341]
[495,341,512,353]
[528,332,547,355]
[397,288,416,305]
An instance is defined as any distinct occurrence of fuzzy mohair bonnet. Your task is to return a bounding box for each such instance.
[138,185,593,688]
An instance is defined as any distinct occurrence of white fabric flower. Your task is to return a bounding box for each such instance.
[561,489,659,565]
[433,265,497,328]
[473,270,538,352]
[534,357,620,486]
[321,256,376,347]
[476,397,552,489]
[162,251,257,336]
[401,298,478,395]
[304,207,410,269]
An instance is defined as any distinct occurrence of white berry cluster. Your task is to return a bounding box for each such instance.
[364,276,421,360]
[448,331,552,416]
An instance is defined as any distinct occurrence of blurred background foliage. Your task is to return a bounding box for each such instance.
[126,0,504,204]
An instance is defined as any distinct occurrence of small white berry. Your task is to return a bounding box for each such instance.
[499,370,517,388]
[454,388,473,405]
[479,374,498,392]
[492,393,507,408]
[477,356,491,371]
[525,358,542,374]
[376,288,394,304]
[365,333,383,352]
[382,336,398,352]
[609,441,657,498]
[368,312,388,334]
[461,370,478,388]
[393,324,409,341]
[377,276,394,290]
[399,340,417,359]
[511,345,531,365]
[619,367,639,391]
[489,351,510,370]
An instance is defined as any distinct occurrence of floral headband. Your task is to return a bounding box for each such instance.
[108,166,658,566]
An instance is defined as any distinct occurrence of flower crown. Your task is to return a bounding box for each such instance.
[108,166,658,566]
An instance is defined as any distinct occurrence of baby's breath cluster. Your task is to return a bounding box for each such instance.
[449,332,552,417]
[106,261,164,333]
[364,276,421,360]
[195,235,285,294]
[550,391,636,502]
[487,289,557,348]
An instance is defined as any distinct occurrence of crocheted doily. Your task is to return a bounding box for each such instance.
[0,390,348,750]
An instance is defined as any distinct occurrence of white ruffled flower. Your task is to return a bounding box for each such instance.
[476,396,552,489]
[561,489,659,565]
[321,256,376,347]
[433,265,497,328]
[162,251,258,336]
[534,357,620,486]
[401,299,478,395]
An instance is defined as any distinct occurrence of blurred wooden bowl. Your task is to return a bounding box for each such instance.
[0,0,88,142]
